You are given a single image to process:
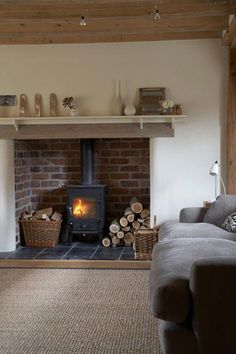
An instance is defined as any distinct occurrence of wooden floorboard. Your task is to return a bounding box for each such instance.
[0,259,151,270]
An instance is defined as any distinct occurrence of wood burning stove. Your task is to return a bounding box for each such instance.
[67,139,106,243]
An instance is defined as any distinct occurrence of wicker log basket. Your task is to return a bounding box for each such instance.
[20,220,62,248]
[134,215,158,260]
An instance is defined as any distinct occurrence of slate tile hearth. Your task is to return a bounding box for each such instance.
[0,243,136,261]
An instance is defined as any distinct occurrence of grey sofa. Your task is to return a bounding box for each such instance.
[149,195,236,354]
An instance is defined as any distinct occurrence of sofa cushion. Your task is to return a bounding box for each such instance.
[203,195,236,226]
[221,212,236,232]
[149,238,236,324]
[158,221,236,242]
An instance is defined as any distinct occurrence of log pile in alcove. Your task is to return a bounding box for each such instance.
[102,197,150,248]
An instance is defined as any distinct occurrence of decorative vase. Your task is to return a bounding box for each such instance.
[70,107,79,117]
[124,104,136,116]
[115,80,124,115]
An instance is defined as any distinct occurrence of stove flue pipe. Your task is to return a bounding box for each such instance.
[80,139,95,185]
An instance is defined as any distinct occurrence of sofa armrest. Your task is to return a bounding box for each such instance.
[179,207,207,223]
[189,257,236,354]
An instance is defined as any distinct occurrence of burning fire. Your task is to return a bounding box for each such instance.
[73,198,88,217]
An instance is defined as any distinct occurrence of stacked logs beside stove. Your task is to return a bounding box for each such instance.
[102,197,150,248]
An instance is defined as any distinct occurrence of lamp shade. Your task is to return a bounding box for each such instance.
[209,161,219,176]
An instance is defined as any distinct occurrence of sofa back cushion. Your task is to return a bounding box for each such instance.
[203,195,236,226]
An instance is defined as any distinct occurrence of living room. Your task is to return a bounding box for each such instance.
[0,1,235,353]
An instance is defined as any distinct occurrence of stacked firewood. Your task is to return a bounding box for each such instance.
[102,197,150,248]
[20,207,63,221]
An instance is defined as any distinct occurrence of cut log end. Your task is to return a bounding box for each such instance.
[102,237,111,248]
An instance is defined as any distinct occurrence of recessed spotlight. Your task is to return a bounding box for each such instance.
[154,5,161,20]
[80,16,86,26]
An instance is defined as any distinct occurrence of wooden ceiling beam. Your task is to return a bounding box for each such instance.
[223,15,236,47]
[0,30,220,45]
[0,1,232,44]
[0,15,227,34]
[0,2,234,19]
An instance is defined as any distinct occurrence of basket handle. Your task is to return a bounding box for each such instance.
[153,214,158,229]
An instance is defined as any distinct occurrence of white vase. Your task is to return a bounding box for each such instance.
[115,80,124,115]
[70,107,79,117]
[124,104,136,116]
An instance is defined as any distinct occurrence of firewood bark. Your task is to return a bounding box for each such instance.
[130,197,143,214]
[21,212,33,220]
[111,235,120,245]
[51,211,62,221]
[117,231,125,239]
[127,213,135,223]
[41,214,51,221]
[124,232,135,245]
[109,232,116,238]
[132,221,141,230]
[121,226,131,232]
[140,209,150,219]
[32,207,53,220]
[137,218,145,223]
[143,221,150,228]
[120,217,128,227]
[102,237,111,248]
[109,220,120,234]
[124,207,133,216]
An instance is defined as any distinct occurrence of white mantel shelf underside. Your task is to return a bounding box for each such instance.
[0,115,187,131]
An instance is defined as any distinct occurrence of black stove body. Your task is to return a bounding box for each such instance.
[67,139,105,243]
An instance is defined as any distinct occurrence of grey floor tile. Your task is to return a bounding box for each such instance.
[39,248,69,255]
[7,253,39,259]
[92,247,122,260]
[122,246,134,254]
[35,252,66,260]
[15,247,45,253]
[74,241,100,249]
[0,252,11,259]
[120,253,136,260]
[63,248,96,260]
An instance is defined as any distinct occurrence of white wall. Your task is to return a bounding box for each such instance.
[0,39,228,229]
[0,140,16,251]
[150,41,228,223]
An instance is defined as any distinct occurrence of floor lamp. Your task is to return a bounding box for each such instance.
[209,161,226,199]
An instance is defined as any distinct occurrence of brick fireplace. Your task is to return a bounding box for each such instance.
[14,138,150,245]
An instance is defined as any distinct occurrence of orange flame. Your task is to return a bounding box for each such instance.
[73,198,88,217]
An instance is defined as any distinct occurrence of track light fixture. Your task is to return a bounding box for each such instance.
[80,16,86,26]
[154,4,161,20]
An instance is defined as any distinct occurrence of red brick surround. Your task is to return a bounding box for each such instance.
[15,138,150,243]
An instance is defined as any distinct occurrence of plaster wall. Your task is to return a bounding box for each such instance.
[0,39,228,249]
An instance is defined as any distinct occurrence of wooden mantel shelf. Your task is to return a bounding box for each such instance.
[0,115,187,139]
[0,115,187,131]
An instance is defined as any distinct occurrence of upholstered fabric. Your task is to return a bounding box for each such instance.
[150,195,236,354]
[179,207,207,223]
[158,221,236,242]
[149,238,236,324]
[190,258,236,354]
[159,320,197,354]
[203,195,236,226]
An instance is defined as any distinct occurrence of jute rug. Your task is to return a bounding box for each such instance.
[0,269,160,354]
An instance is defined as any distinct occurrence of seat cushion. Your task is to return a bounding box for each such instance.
[149,238,236,324]
[159,320,197,354]
[158,222,236,242]
[203,195,236,226]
